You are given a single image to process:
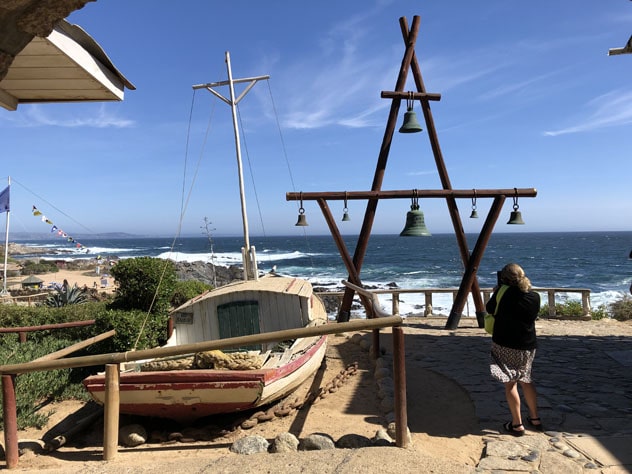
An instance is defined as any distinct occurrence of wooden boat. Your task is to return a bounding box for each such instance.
[83,275,328,422]
[83,52,328,422]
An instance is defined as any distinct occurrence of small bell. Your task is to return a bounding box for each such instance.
[507,190,525,224]
[295,207,308,226]
[507,210,525,225]
[470,192,478,218]
[341,194,350,222]
[398,107,423,133]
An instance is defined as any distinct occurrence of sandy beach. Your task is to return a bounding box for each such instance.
[5,267,116,298]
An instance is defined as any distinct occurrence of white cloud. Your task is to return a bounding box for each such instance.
[543,89,632,136]
[20,104,135,128]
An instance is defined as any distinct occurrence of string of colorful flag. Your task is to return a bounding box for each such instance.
[31,205,89,252]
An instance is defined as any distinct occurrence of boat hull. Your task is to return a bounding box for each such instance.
[82,334,327,422]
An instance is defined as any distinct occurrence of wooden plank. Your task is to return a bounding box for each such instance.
[1,316,403,375]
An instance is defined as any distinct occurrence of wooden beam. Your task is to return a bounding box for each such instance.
[381,90,441,101]
[288,188,538,201]
[0,316,403,375]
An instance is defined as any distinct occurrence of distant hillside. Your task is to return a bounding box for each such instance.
[9,232,140,240]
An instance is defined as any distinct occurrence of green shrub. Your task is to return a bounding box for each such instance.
[590,304,609,320]
[0,336,90,430]
[0,304,96,342]
[538,300,585,318]
[610,296,632,322]
[171,279,212,307]
[109,257,176,315]
[43,284,89,307]
[19,260,58,275]
[88,306,169,354]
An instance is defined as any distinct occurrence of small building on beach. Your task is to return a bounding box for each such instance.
[20,275,43,290]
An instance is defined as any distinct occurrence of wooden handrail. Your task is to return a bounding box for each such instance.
[0,319,96,334]
[1,315,407,467]
[0,316,403,375]
[33,330,116,362]
[341,280,392,318]
[318,286,593,318]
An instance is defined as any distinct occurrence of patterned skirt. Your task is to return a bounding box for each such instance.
[490,342,536,383]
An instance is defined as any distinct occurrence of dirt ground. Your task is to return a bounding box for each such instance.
[2,327,483,473]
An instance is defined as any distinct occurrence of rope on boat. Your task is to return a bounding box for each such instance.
[139,350,263,371]
[240,361,358,430]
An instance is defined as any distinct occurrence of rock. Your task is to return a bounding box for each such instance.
[562,448,581,459]
[521,450,540,462]
[299,433,335,451]
[270,432,299,453]
[119,424,147,447]
[386,422,412,445]
[181,427,211,441]
[148,430,167,443]
[336,434,372,449]
[372,428,393,446]
[174,260,243,288]
[230,435,269,455]
[539,450,584,473]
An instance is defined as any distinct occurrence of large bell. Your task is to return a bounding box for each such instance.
[400,205,431,236]
[398,107,423,133]
[295,212,309,226]
[507,210,525,225]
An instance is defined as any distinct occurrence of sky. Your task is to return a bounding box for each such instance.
[2,0,632,239]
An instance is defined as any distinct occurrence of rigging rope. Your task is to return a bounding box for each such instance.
[10,178,97,235]
[265,81,316,274]
[133,88,217,351]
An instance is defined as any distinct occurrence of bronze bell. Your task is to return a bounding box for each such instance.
[295,209,308,226]
[400,204,431,236]
[341,211,350,222]
[469,209,479,218]
[398,107,423,133]
[507,210,525,225]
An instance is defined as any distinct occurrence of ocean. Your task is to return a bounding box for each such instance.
[11,231,632,317]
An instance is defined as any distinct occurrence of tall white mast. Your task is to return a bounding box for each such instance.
[1,176,10,296]
[192,52,269,280]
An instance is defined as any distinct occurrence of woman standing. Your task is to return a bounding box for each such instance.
[486,263,542,436]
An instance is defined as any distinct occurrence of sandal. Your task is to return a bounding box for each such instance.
[503,421,525,436]
[527,416,543,431]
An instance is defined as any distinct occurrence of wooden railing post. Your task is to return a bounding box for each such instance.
[547,290,556,317]
[392,326,408,448]
[424,292,433,316]
[103,364,120,460]
[581,290,591,318]
[392,292,400,316]
[2,374,19,469]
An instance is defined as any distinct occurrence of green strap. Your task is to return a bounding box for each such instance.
[493,285,509,316]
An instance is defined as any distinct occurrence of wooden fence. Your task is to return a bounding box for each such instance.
[0,315,405,469]
[318,287,592,319]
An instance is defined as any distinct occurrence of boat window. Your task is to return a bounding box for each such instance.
[217,301,261,351]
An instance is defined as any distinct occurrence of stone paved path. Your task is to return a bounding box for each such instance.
[396,316,632,473]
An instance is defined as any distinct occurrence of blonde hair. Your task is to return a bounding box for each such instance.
[500,263,532,292]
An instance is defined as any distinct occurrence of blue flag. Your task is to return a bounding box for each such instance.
[0,186,9,213]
